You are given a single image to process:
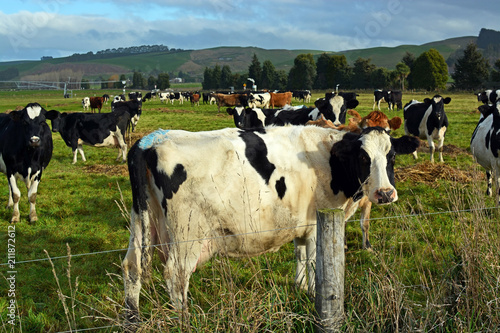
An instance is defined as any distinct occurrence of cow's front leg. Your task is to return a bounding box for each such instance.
[8,175,21,223]
[27,179,40,223]
[427,138,436,163]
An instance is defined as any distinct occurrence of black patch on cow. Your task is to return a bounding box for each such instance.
[238,131,275,184]
[275,176,287,199]
[329,132,367,201]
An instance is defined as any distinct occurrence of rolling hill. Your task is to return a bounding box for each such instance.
[0,36,482,83]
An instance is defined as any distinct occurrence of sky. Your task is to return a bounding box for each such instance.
[1,0,500,62]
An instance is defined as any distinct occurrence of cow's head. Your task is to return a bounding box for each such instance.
[330,127,420,204]
[424,95,451,122]
[227,106,247,128]
[9,103,58,148]
[315,95,359,126]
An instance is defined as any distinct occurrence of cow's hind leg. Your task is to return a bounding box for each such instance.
[486,171,493,196]
[163,240,201,310]
[294,235,316,295]
[122,211,146,327]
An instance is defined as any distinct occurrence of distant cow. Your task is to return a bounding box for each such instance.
[0,103,58,223]
[82,97,90,111]
[373,90,390,110]
[50,110,130,164]
[269,91,293,108]
[158,92,170,103]
[112,99,142,132]
[122,125,420,319]
[404,95,451,162]
[248,92,271,109]
[169,92,184,105]
[470,101,500,203]
[213,93,249,112]
[102,94,110,104]
[89,96,104,113]
[190,93,200,106]
[128,92,142,101]
[389,91,403,111]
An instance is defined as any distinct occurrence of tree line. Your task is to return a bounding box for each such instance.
[201,42,498,92]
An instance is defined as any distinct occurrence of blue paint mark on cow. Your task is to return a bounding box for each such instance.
[139,129,170,149]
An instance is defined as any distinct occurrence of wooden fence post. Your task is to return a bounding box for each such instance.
[315,208,345,333]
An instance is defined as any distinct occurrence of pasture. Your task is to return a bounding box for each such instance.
[0,89,498,332]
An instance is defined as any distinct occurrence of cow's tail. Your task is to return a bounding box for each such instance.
[127,141,153,282]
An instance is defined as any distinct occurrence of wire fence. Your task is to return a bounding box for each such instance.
[2,205,498,267]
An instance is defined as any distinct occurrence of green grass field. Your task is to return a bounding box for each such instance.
[0,89,498,332]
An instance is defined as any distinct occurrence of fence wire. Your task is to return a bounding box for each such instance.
[2,205,499,267]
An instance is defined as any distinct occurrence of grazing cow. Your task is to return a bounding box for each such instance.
[169,92,184,105]
[50,110,130,164]
[307,110,404,250]
[143,92,152,102]
[213,93,249,112]
[89,96,104,113]
[82,97,90,111]
[190,93,201,106]
[373,90,390,110]
[248,92,271,109]
[293,90,312,103]
[389,91,403,111]
[404,95,451,162]
[112,99,142,132]
[269,91,293,108]
[0,103,58,223]
[158,92,170,103]
[477,89,500,105]
[470,101,500,203]
[122,125,420,320]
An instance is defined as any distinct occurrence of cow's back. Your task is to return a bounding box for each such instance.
[404,102,428,137]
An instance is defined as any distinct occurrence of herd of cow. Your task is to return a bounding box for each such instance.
[2,88,500,328]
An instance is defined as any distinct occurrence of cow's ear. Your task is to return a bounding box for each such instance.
[391,136,420,155]
[388,117,402,131]
[443,97,451,104]
[226,108,234,115]
[46,110,60,120]
[346,99,359,109]
[423,98,432,104]
[9,110,22,121]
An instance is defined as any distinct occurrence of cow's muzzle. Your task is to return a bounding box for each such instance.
[374,188,396,204]
[30,137,41,147]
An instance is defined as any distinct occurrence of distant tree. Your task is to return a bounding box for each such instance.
[220,65,233,89]
[314,53,330,89]
[212,64,222,89]
[395,62,411,90]
[315,54,350,90]
[274,70,288,91]
[132,71,145,89]
[288,53,316,90]
[370,67,391,89]
[402,52,415,69]
[490,59,500,83]
[147,75,157,90]
[261,60,276,89]
[157,73,170,90]
[452,43,490,90]
[81,79,90,90]
[411,49,448,91]
[248,54,262,88]
[202,67,214,90]
[352,57,376,89]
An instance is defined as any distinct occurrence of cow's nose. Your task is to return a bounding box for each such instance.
[375,188,396,204]
[30,137,41,146]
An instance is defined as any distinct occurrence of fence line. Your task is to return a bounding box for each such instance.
[2,205,499,267]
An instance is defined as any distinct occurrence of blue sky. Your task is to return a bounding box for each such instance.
[1,0,500,62]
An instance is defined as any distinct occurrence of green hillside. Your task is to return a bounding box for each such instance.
[0,36,479,81]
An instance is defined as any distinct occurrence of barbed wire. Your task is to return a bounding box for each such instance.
[1,205,498,267]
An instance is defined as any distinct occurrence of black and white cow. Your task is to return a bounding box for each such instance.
[373,90,390,110]
[476,89,500,105]
[0,103,58,223]
[169,92,184,104]
[470,100,500,203]
[128,91,142,101]
[247,92,271,109]
[122,125,419,320]
[403,95,451,162]
[50,110,130,164]
[111,99,142,132]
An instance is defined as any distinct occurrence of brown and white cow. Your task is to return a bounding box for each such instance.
[89,96,104,113]
[213,93,248,112]
[122,125,419,322]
